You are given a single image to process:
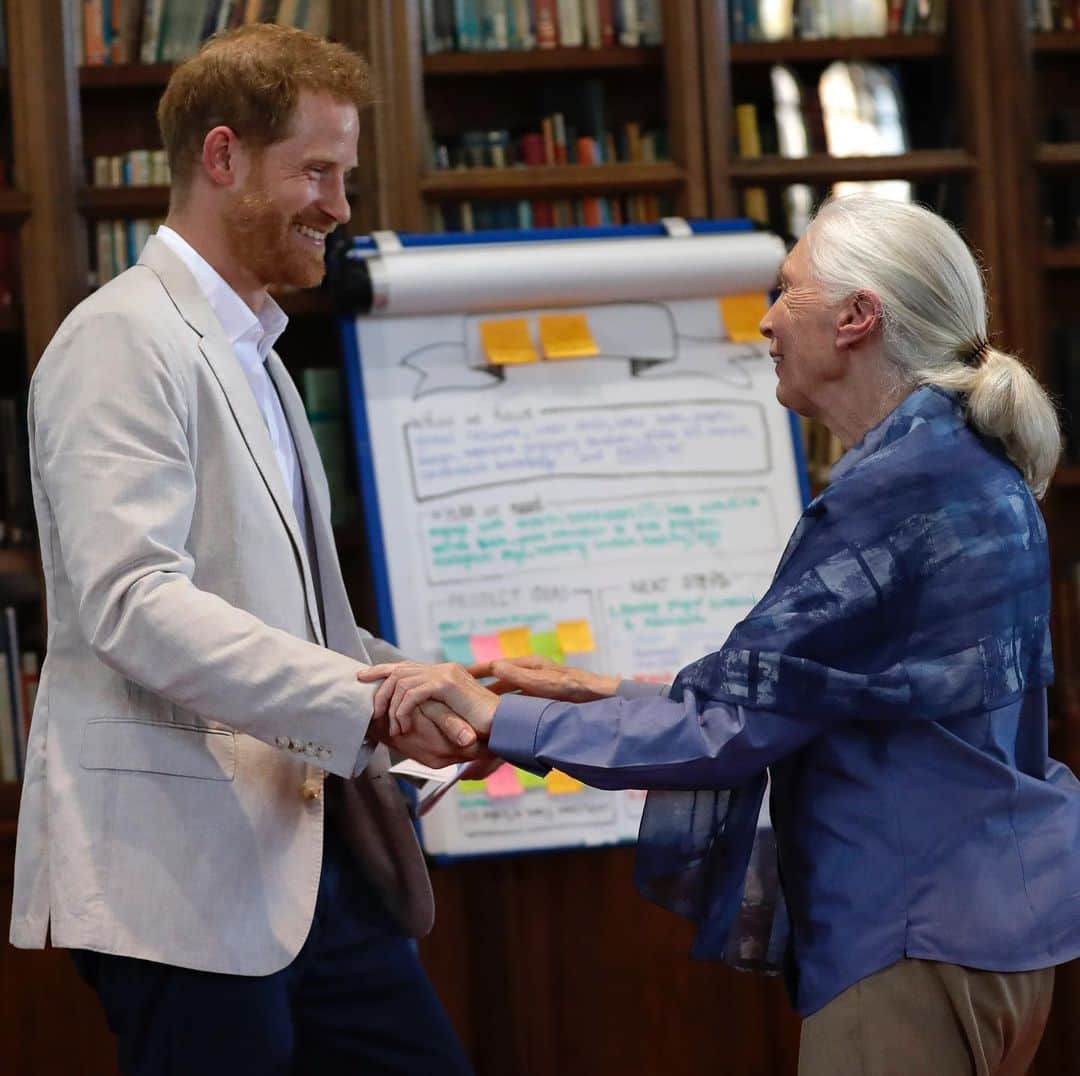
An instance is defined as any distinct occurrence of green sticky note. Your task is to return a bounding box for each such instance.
[530,631,564,662]
[516,769,546,789]
[457,780,488,796]
[441,634,474,665]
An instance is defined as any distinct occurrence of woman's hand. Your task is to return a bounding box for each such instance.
[467,655,619,703]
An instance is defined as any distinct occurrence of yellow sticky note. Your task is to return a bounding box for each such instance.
[556,619,595,654]
[497,626,532,659]
[546,769,584,795]
[719,293,768,343]
[479,318,539,366]
[538,313,599,360]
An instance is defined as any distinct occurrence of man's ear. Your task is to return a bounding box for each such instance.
[835,289,882,351]
[201,126,242,188]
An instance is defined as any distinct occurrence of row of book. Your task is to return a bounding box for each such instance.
[430,191,674,232]
[89,149,172,188]
[94,218,163,286]
[432,121,665,171]
[0,608,38,784]
[1028,0,1080,31]
[730,0,947,43]
[75,0,332,67]
[421,0,663,53]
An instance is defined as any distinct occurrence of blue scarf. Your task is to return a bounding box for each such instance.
[635,386,1054,972]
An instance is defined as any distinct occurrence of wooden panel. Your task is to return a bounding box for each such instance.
[419,846,801,1076]
[728,149,974,184]
[425,47,662,75]
[6,0,87,369]
[730,34,946,64]
[421,162,686,198]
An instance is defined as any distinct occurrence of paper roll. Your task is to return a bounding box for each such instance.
[364,231,785,317]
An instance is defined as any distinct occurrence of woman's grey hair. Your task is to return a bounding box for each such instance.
[804,194,1061,498]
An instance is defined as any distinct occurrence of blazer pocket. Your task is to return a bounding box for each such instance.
[80,718,236,781]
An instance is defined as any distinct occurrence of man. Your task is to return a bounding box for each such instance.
[9,25,476,1076]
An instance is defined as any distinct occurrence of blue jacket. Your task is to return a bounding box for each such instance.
[489,387,1080,1015]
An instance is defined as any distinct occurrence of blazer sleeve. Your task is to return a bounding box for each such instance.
[31,308,377,778]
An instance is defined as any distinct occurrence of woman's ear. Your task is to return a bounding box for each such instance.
[836,289,883,350]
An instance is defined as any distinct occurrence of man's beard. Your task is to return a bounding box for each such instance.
[223,180,328,290]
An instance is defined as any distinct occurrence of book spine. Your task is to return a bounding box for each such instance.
[617,0,639,45]
[556,0,583,45]
[532,0,559,47]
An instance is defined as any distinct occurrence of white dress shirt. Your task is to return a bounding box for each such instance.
[155,226,309,549]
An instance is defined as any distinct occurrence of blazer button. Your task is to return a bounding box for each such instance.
[274,735,289,748]
[304,741,318,756]
[301,778,322,802]
[318,746,331,761]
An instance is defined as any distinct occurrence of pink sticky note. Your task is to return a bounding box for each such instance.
[485,764,524,799]
[470,633,504,663]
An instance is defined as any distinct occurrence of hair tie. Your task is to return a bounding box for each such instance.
[964,338,990,367]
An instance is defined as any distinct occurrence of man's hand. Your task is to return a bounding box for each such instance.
[467,655,619,703]
[373,697,491,770]
[358,661,499,739]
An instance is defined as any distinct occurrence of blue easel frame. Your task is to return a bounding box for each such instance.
[339,221,811,647]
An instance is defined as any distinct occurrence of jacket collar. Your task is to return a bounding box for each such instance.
[138,236,326,646]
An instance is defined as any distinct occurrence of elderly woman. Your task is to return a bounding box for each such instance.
[359,196,1080,1075]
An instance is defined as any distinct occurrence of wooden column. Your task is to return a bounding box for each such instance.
[6,0,87,370]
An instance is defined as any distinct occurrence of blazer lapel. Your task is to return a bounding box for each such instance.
[137,237,326,646]
[265,352,361,658]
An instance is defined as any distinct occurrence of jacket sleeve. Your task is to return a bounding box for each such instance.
[32,308,377,778]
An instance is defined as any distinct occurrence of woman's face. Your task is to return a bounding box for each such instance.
[759,238,848,419]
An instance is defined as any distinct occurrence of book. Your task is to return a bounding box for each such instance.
[533,0,559,48]
[556,0,583,46]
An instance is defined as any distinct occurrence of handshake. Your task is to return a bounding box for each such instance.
[356,656,620,770]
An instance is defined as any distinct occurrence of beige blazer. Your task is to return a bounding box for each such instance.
[8,237,433,975]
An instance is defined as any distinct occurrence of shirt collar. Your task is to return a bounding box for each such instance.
[156,225,288,364]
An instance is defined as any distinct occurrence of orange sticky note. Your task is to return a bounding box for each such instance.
[485,764,524,799]
[555,619,595,654]
[545,769,584,795]
[479,317,539,365]
[497,626,532,659]
[538,313,599,360]
[719,293,768,343]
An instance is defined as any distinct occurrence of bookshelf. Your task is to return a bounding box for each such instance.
[0,2,1079,1074]
[363,0,707,233]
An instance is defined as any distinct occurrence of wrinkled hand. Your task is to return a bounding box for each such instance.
[466,655,619,703]
[358,661,499,740]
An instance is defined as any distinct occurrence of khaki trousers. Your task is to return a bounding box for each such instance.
[798,959,1055,1076]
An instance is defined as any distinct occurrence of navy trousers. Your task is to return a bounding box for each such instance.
[72,825,473,1076]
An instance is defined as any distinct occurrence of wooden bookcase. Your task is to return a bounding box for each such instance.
[362,0,707,233]
[2,1,1080,1074]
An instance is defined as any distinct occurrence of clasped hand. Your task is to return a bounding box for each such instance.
[356,655,619,769]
